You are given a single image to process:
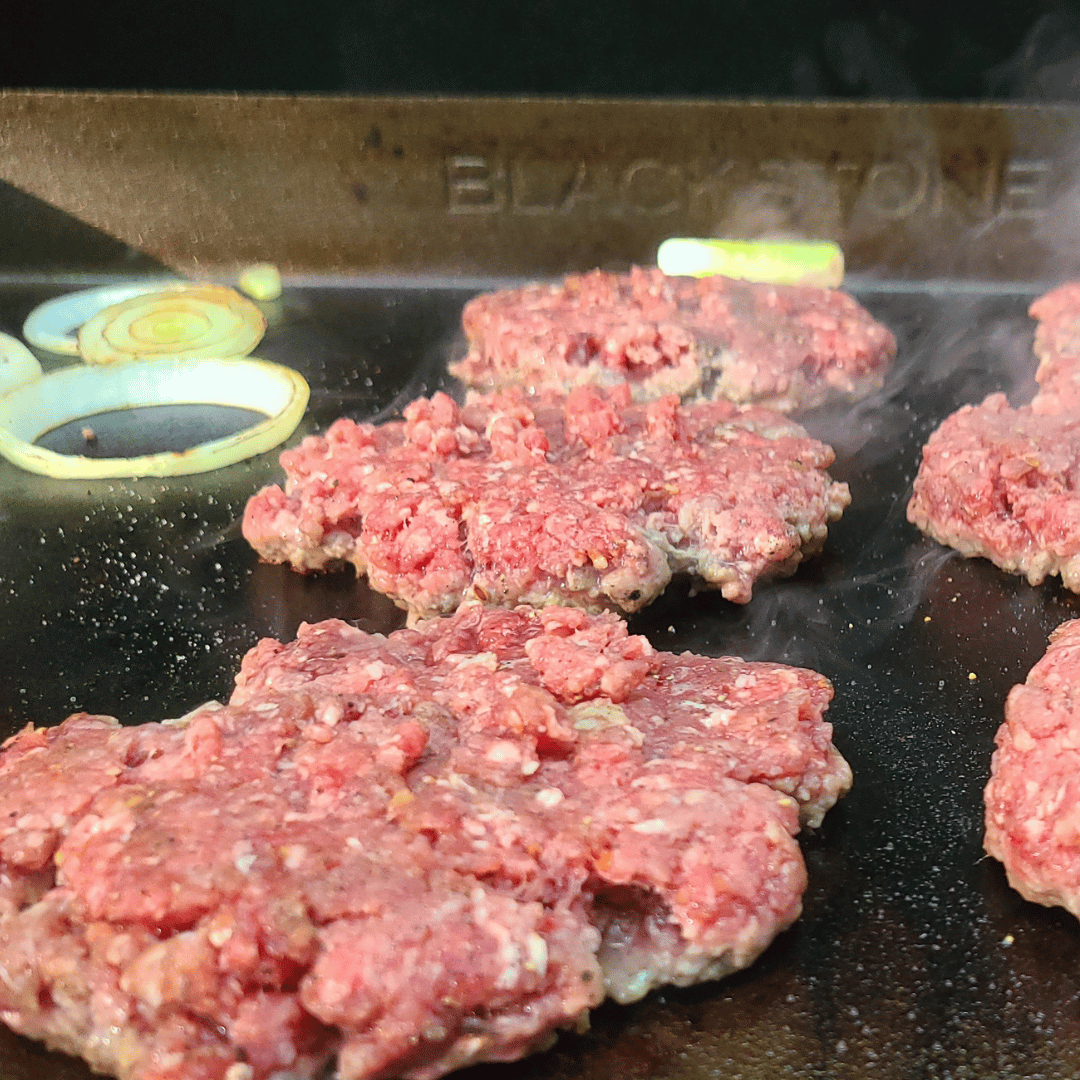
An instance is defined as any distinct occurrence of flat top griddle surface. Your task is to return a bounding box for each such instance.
[1,277,1076,1080]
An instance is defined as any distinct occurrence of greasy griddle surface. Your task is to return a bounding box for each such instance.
[1,278,1078,1080]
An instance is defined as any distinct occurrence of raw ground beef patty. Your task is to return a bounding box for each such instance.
[450,267,896,413]
[243,386,850,621]
[986,619,1080,916]
[0,605,851,1080]
[908,283,1080,592]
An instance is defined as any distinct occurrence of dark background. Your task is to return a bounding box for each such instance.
[1,0,1079,101]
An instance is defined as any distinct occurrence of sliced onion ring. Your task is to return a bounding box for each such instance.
[0,332,43,394]
[0,357,309,479]
[23,282,171,355]
[77,285,266,365]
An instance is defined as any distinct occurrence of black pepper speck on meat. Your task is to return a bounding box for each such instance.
[243,385,850,621]
[0,604,851,1080]
[450,267,896,413]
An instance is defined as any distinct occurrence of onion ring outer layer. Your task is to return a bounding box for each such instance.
[23,283,172,355]
[0,332,43,394]
[0,356,309,479]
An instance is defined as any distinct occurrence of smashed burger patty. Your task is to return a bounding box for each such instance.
[451,267,896,413]
[243,386,850,621]
[0,604,850,1080]
[986,619,1080,917]
[909,283,1080,593]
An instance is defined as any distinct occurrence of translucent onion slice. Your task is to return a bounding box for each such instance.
[77,285,267,365]
[0,357,309,479]
[0,332,43,394]
[23,282,172,355]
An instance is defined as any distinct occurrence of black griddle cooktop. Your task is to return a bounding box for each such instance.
[1,277,1077,1080]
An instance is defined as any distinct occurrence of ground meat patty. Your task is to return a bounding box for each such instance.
[1029,282,1080,412]
[906,394,1080,591]
[985,619,1080,916]
[908,283,1080,591]
[450,267,896,413]
[0,605,851,1080]
[242,386,850,622]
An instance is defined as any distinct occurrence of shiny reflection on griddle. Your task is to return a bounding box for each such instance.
[36,404,267,458]
[0,1025,93,1080]
[244,561,406,643]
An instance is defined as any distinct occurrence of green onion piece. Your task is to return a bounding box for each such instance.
[657,238,844,288]
[239,264,283,302]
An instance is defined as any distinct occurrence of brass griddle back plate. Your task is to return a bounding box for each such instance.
[1,92,1080,281]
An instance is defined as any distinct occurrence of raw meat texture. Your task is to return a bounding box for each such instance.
[243,386,850,621]
[0,605,851,1080]
[1030,282,1080,412]
[986,619,1080,916]
[906,394,1080,591]
[450,267,896,413]
[908,283,1080,592]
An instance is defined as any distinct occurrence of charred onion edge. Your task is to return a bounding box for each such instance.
[0,332,43,394]
[22,283,174,355]
[0,356,309,479]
